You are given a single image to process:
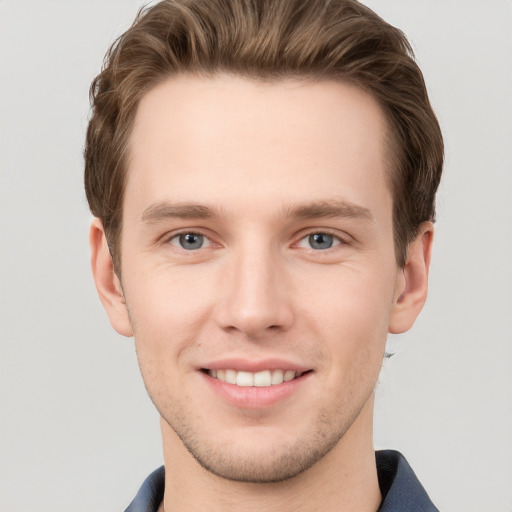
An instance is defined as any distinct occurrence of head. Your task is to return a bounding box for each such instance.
[85,0,443,274]
[86,0,443,485]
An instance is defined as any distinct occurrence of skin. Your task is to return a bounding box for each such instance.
[90,74,433,512]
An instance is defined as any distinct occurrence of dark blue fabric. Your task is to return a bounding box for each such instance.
[125,466,165,512]
[376,450,439,512]
[125,450,438,511]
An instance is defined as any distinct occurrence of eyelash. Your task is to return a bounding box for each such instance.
[164,230,347,252]
[295,231,346,251]
[166,231,213,251]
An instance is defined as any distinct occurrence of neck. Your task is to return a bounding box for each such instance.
[160,398,380,512]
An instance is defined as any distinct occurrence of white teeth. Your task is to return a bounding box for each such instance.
[208,368,303,387]
[271,369,284,385]
[225,369,237,384]
[283,370,295,382]
[254,370,271,387]
[236,371,253,387]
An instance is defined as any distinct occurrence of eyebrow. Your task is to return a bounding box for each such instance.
[140,199,373,224]
[141,202,215,223]
[283,200,374,223]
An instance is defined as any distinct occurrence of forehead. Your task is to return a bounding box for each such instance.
[125,74,391,222]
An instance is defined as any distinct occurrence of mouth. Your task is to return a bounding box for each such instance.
[202,368,310,387]
[200,364,313,408]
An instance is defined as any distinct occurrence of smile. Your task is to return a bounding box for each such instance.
[206,369,306,387]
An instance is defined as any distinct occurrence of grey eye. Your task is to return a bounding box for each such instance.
[308,233,334,250]
[177,233,204,250]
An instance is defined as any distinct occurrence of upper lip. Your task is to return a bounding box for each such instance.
[199,358,311,373]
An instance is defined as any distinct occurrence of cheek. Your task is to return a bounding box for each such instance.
[301,262,395,331]
[124,265,218,365]
[297,264,395,376]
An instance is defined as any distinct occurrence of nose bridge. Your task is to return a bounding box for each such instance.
[216,239,292,335]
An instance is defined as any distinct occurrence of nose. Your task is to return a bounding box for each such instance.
[214,246,294,338]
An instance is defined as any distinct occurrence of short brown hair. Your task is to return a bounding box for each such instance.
[84,0,443,271]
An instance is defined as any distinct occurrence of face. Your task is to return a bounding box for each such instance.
[93,74,426,483]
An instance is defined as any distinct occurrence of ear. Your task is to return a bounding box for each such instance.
[89,218,133,337]
[389,222,434,334]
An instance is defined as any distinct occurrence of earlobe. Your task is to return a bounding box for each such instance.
[89,218,133,337]
[388,222,434,334]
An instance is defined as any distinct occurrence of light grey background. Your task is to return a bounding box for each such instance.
[1,1,511,511]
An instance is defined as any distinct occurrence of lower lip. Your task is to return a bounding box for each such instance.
[201,371,312,409]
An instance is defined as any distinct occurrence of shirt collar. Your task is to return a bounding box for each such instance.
[125,450,438,512]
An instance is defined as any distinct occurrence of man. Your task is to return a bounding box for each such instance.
[85,0,443,510]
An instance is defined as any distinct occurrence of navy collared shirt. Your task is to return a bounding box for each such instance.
[125,450,439,512]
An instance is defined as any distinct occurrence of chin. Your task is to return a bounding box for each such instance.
[167,414,350,483]
[187,441,337,483]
